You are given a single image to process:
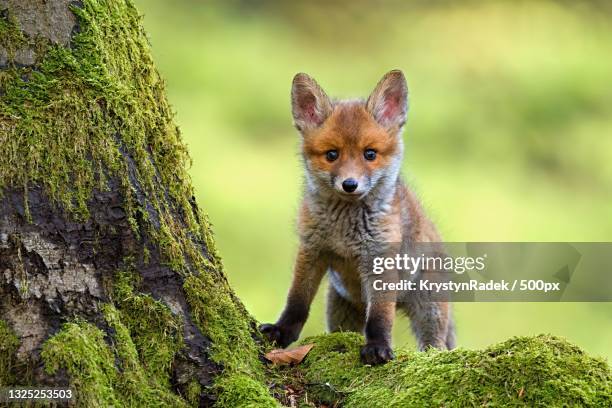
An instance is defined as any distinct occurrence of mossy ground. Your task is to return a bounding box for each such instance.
[268,332,611,407]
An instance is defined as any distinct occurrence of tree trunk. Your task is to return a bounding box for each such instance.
[0,1,273,406]
[0,1,610,408]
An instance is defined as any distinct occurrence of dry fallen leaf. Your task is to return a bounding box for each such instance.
[264,343,314,365]
[518,387,525,398]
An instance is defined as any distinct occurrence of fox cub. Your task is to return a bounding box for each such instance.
[260,70,455,365]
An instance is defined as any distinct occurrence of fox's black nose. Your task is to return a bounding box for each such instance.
[342,178,358,193]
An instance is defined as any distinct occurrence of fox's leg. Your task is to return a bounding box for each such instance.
[360,301,396,365]
[259,247,326,348]
[358,256,398,365]
[400,298,452,350]
[326,284,366,333]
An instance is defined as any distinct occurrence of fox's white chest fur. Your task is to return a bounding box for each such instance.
[303,193,393,257]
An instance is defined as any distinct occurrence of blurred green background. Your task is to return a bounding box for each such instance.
[134,0,612,360]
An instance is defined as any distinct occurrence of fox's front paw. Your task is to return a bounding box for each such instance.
[259,323,282,344]
[360,342,395,365]
[259,323,298,348]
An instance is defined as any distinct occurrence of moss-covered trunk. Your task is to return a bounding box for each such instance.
[0,1,610,408]
[0,1,274,406]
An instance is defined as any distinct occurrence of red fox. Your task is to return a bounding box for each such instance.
[260,70,455,365]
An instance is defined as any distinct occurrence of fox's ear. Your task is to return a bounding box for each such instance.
[366,70,408,130]
[291,73,332,133]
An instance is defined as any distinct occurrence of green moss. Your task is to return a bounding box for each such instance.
[41,312,188,407]
[214,374,278,408]
[292,332,611,407]
[112,270,184,388]
[40,266,276,406]
[102,305,188,407]
[0,320,20,386]
[40,270,191,406]
[185,379,202,407]
[0,12,27,61]
[41,320,120,406]
[184,274,258,371]
[183,273,278,407]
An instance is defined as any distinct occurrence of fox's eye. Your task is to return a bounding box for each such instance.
[364,149,377,161]
[326,150,339,162]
